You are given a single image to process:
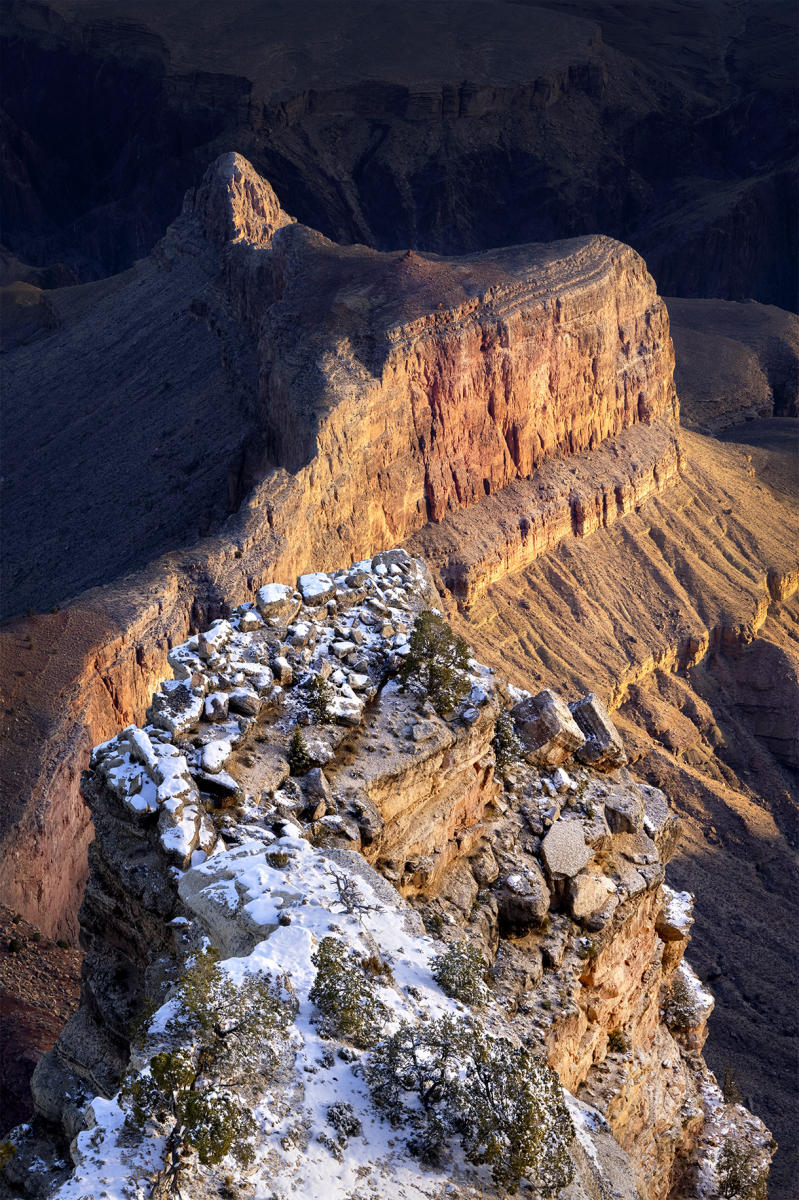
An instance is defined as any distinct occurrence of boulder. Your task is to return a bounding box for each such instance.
[303,767,331,805]
[495,861,550,934]
[570,693,628,769]
[641,784,682,862]
[256,582,300,623]
[298,572,336,605]
[512,689,585,767]
[371,548,411,572]
[541,819,592,879]
[204,691,229,722]
[604,787,645,834]
[272,655,293,686]
[228,686,260,717]
[567,871,617,923]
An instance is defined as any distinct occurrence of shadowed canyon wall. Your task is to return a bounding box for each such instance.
[1,0,797,308]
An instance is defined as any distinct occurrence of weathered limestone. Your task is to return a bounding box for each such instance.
[570,694,627,769]
[513,690,586,767]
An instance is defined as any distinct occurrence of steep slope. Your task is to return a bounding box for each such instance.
[2,554,773,1198]
[0,153,681,952]
[422,426,799,1195]
[667,298,799,431]
[2,0,796,306]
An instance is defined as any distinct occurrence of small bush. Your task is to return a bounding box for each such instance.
[607,1028,629,1054]
[7,938,22,954]
[722,1064,744,1106]
[718,1136,768,1200]
[267,850,291,869]
[398,611,471,715]
[492,710,523,778]
[366,1015,574,1194]
[288,727,313,775]
[432,942,488,1006]
[121,949,295,1186]
[309,936,387,1048]
[56,938,70,950]
[327,1101,362,1147]
[664,972,699,1030]
[306,675,334,723]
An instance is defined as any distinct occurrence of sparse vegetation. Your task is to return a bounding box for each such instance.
[431,942,488,1006]
[121,948,296,1193]
[288,726,313,775]
[267,850,292,869]
[663,971,699,1030]
[326,1101,362,1147]
[492,709,523,778]
[306,675,334,723]
[718,1135,768,1200]
[607,1028,629,1054]
[722,1064,744,1106]
[309,936,388,1048]
[366,1015,574,1194]
[398,610,471,715]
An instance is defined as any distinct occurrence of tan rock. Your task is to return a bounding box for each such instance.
[513,689,586,767]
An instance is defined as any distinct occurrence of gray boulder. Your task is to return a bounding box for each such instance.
[512,689,585,767]
[495,860,550,934]
[542,818,593,879]
[570,693,628,769]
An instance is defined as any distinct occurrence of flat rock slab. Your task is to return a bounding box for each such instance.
[542,818,592,878]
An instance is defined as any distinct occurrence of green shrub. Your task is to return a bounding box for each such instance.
[718,1136,768,1200]
[431,942,487,1006]
[664,971,699,1030]
[492,710,523,778]
[7,938,22,954]
[288,727,313,775]
[306,675,334,723]
[327,1101,362,1147]
[121,949,295,1188]
[607,1028,629,1054]
[398,611,471,715]
[309,936,387,1048]
[366,1015,574,1194]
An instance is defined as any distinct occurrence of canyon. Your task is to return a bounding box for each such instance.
[2,0,797,310]
[0,149,797,1194]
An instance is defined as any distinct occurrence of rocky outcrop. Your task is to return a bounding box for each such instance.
[11,563,773,1199]
[0,152,678,945]
[3,0,796,309]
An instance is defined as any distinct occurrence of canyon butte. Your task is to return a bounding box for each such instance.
[0,1,797,1197]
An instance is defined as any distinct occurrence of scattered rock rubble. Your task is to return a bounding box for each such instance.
[9,551,774,1200]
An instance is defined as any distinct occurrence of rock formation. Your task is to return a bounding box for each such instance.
[2,0,797,308]
[0,151,679,936]
[1,152,796,1192]
[1,555,774,1199]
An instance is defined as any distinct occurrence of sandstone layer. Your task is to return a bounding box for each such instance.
[0,153,678,942]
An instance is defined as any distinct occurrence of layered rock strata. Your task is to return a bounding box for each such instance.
[0,152,679,946]
[8,554,772,1199]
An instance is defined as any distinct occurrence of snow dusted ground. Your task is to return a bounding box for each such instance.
[10,548,772,1200]
[49,820,600,1199]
